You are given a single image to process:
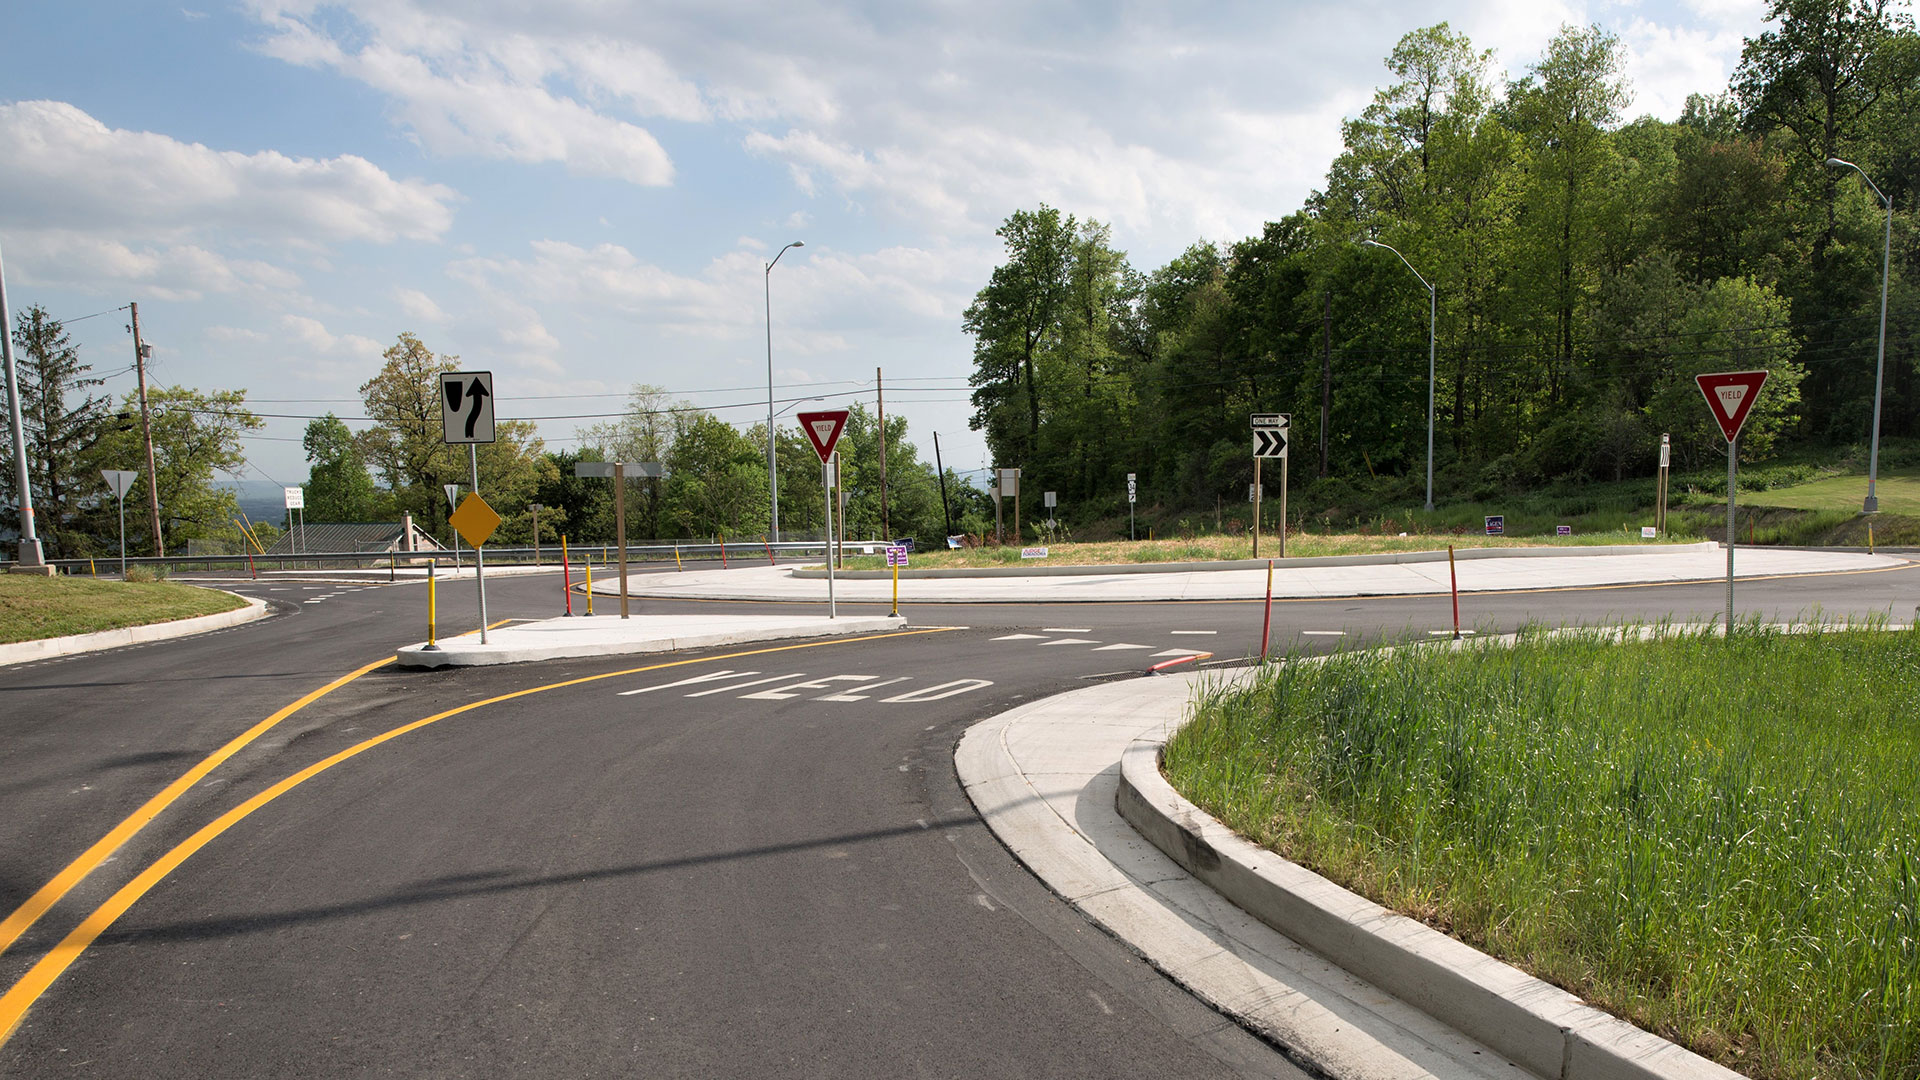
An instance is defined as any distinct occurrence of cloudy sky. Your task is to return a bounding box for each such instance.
[1,0,1771,492]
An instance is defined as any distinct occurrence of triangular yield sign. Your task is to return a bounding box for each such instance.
[795,409,850,463]
[1694,370,1769,442]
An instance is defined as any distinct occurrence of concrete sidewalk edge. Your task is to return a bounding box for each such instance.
[796,541,1722,580]
[1116,736,1745,1080]
[0,590,270,668]
[395,614,908,667]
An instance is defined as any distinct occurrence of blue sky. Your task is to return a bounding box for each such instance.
[2,0,1778,492]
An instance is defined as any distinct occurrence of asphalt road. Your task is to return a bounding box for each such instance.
[0,559,1914,1077]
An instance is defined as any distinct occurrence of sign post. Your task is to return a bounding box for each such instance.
[441,370,497,642]
[1656,433,1670,535]
[1252,415,1288,558]
[999,468,1022,544]
[1044,490,1057,527]
[796,409,850,619]
[1126,473,1136,540]
[101,469,137,577]
[1696,370,1770,632]
[283,486,305,557]
[443,482,463,573]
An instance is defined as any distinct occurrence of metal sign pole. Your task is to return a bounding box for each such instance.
[616,461,629,619]
[1725,435,1736,633]
[824,455,837,619]
[118,492,127,577]
[471,443,489,644]
[1252,456,1261,558]
[1281,446,1289,560]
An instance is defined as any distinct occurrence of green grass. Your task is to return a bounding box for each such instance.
[0,575,248,645]
[1746,465,1920,516]
[1164,625,1920,1080]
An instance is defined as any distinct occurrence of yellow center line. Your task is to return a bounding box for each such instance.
[0,654,397,960]
[0,616,514,961]
[0,626,957,1042]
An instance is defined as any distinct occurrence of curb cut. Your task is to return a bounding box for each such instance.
[0,590,270,668]
[1116,735,1745,1080]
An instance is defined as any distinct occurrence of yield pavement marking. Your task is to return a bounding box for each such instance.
[1040,638,1100,647]
[0,626,960,1044]
[1093,643,1152,651]
[1168,630,1216,635]
[1040,627,1091,633]
[991,633,1048,641]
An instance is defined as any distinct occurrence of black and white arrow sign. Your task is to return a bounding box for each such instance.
[441,371,497,444]
[1253,427,1288,458]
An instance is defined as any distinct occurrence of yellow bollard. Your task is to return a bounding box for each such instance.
[1868,523,1874,554]
[89,558,96,577]
[585,558,595,616]
[674,543,682,570]
[425,560,439,649]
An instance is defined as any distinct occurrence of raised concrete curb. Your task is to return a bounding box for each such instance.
[1116,732,1744,1080]
[0,590,269,668]
[957,672,1532,1080]
[396,612,907,668]
[798,541,1721,580]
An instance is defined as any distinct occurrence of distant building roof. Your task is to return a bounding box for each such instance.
[264,521,446,555]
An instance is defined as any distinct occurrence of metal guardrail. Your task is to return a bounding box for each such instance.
[5,538,902,577]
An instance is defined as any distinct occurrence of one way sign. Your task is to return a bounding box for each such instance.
[1253,427,1288,458]
[442,371,496,444]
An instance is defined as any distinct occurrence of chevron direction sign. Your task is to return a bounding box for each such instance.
[1253,427,1288,458]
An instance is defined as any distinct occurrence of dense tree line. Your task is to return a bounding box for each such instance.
[1,305,260,558]
[966,4,1918,527]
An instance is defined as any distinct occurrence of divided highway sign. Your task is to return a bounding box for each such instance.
[441,371,496,444]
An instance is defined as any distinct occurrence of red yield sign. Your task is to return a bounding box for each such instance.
[796,409,850,462]
[1695,370,1769,443]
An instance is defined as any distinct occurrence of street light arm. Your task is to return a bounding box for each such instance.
[1360,238,1433,294]
[767,239,805,273]
[1826,158,1890,208]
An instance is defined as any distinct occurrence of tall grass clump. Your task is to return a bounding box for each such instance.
[1164,624,1920,1080]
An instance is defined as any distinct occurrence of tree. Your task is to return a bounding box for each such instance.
[965,206,1076,467]
[0,305,111,556]
[358,333,544,540]
[662,415,767,538]
[81,386,262,555]
[301,414,380,522]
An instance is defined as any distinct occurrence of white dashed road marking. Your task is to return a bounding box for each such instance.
[1040,628,1091,633]
[1302,630,1346,637]
[1168,630,1216,635]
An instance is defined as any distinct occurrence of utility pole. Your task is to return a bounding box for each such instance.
[876,366,889,541]
[129,302,164,556]
[932,431,953,539]
[1,238,50,572]
[1320,291,1331,478]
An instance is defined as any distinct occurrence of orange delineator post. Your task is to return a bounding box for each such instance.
[719,533,728,569]
[561,535,574,616]
[764,536,774,565]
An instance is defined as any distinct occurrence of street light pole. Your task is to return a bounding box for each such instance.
[765,240,804,542]
[1826,158,1892,514]
[0,237,50,572]
[1362,239,1437,511]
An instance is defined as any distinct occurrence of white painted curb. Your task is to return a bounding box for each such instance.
[1117,737,1746,1080]
[0,590,269,667]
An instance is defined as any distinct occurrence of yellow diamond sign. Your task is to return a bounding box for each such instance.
[450,492,502,548]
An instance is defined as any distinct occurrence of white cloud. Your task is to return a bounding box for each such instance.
[395,287,449,323]
[281,313,383,357]
[249,1,682,185]
[0,101,456,245]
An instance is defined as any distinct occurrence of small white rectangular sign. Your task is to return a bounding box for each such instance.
[1020,546,1048,559]
[284,487,304,510]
